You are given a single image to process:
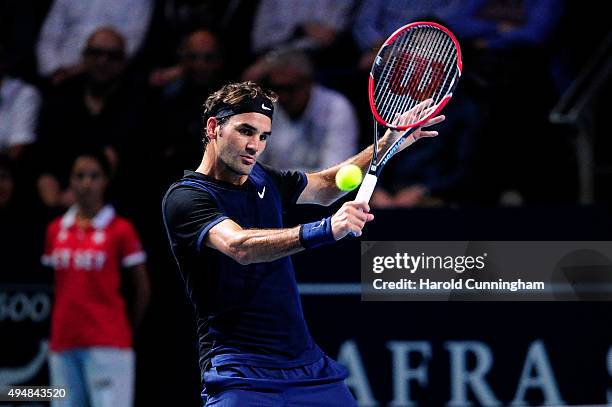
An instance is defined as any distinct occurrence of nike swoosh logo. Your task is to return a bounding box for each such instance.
[261,104,272,111]
[312,219,325,229]
[258,186,266,199]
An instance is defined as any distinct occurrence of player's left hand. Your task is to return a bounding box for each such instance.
[381,98,446,154]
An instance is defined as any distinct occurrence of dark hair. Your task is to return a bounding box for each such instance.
[72,148,112,177]
[201,81,277,146]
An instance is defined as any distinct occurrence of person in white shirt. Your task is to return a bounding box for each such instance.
[251,0,354,55]
[258,50,359,172]
[243,0,356,81]
[36,0,153,84]
[0,44,41,160]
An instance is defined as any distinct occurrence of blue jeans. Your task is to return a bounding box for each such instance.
[49,347,134,407]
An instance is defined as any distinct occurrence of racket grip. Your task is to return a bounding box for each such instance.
[348,173,379,238]
[355,173,378,204]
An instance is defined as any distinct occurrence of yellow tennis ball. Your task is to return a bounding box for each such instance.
[336,164,363,191]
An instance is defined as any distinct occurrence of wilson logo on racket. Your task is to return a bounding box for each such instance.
[389,53,445,101]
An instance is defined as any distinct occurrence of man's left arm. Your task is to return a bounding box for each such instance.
[297,145,374,206]
[298,114,445,206]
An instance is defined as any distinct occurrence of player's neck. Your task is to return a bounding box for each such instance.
[197,148,248,186]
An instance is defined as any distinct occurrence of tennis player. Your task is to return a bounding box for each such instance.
[162,81,443,406]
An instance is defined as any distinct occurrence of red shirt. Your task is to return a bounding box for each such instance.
[42,205,146,351]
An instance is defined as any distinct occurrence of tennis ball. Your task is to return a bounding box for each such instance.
[336,164,363,191]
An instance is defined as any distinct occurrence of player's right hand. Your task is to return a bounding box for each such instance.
[331,201,375,239]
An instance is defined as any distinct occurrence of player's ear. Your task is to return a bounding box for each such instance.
[206,117,219,140]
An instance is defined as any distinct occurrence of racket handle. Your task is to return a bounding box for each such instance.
[348,174,378,238]
[355,173,378,204]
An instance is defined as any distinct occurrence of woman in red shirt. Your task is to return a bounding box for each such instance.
[42,150,150,407]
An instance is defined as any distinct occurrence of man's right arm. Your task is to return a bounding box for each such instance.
[165,184,374,266]
[205,201,374,265]
[205,219,302,265]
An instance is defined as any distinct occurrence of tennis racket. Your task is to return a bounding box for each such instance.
[355,21,463,204]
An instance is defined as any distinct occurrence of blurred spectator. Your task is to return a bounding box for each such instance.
[443,0,565,202]
[251,0,353,54]
[244,0,357,79]
[258,50,359,172]
[41,150,150,407]
[444,0,562,93]
[157,29,225,182]
[0,43,41,161]
[352,0,457,70]
[146,0,258,83]
[36,27,154,212]
[371,88,481,208]
[446,0,561,51]
[36,0,153,84]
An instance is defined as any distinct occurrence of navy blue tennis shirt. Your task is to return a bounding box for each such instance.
[162,163,324,381]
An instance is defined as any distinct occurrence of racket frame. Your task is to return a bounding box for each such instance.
[355,21,462,204]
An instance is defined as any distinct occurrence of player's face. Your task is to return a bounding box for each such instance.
[70,157,108,207]
[215,113,272,176]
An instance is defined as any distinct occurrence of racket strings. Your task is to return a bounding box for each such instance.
[372,25,459,128]
[387,29,453,118]
[419,29,451,102]
[380,30,420,117]
[375,28,423,113]
[393,28,453,99]
[372,32,409,116]
[374,31,414,111]
[390,28,441,118]
[400,32,455,113]
[424,29,457,102]
[376,29,423,116]
[431,33,459,103]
